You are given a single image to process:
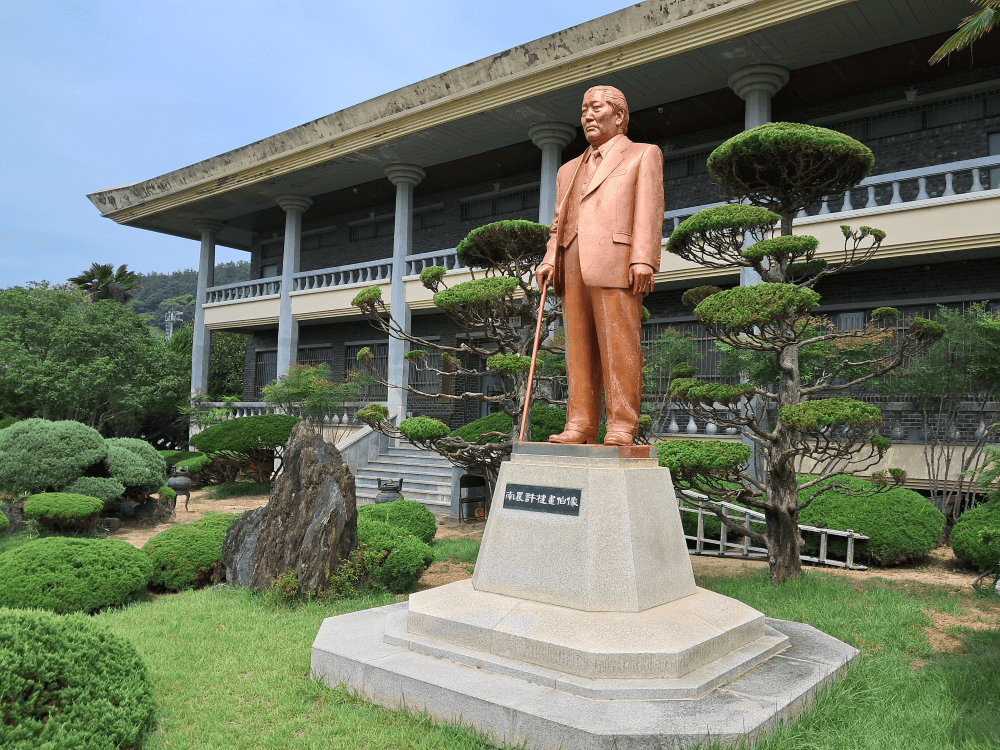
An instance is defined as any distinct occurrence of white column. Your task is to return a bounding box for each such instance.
[191,219,224,396]
[384,163,426,418]
[275,195,313,378]
[529,122,577,226]
[729,64,790,286]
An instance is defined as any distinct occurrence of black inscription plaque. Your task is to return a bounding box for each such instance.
[502,483,582,516]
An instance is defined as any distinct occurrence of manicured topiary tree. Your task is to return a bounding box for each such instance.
[104,437,167,500]
[22,493,103,531]
[189,415,301,483]
[351,220,565,481]
[0,608,157,750]
[0,419,107,496]
[661,122,944,582]
[64,476,125,508]
[359,499,437,544]
[145,512,238,590]
[952,501,1000,574]
[0,537,152,613]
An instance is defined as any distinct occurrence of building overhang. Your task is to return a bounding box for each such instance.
[87,0,977,250]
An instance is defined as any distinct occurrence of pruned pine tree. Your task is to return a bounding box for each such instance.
[660,122,945,583]
[350,220,566,479]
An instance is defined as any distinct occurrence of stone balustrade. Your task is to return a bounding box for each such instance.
[205,279,281,303]
[405,248,464,276]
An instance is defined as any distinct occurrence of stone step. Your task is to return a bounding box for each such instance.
[380,449,453,466]
[356,464,452,482]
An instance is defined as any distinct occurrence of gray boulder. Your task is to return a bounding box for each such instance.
[222,421,357,594]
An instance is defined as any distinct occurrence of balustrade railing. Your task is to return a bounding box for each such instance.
[405,248,464,276]
[205,279,280,303]
[293,259,392,291]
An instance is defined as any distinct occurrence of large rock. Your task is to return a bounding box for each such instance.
[222,421,357,593]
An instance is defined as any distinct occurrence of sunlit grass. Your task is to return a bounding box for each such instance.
[430,537,480,564]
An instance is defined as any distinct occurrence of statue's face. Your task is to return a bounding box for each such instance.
[581,90,624,148]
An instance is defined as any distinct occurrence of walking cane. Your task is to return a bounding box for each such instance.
[518,284,549,443]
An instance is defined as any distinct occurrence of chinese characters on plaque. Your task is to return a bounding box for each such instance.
[501,483,582,516]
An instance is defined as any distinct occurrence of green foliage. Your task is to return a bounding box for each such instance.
[358,499,437,544]
[683,382,756,406]
[780,398,882,431]
[159,449,206,468]
[871,306,899,321]
[398,416,450,441]
[175,452,211,473]
[908,317,946,341]
[64,476,125,508]
[0,289,188,432]
[189,414,301,454]
[452,406,568,444]
[657,439,752,479]
[787,259,828,277]
[798,476,945,565]
[355,346,373,364]
[158,485,176,501]
[404,349,428,361]
[666,205,779,255]
[0,419,107,496]
[131,260,248,334]
[104,437,167,494]
[668,377,701,398]
[451,411,513,442]
[871,434,892,452]
[642,327,700,396]
[419,266,447,285]
[486,353,531,374]
[261,363,365,423]
[0,538,152,613]
[351,286,382,306]
[454,220,549,268]
[671,364,698,378]
[433,277,519,310]
[356,516,433,593]
[528,404,568,442]
[681,285,722,310]
[166,322,247,399]
[22,493,103,531]
[68,262,142,304]
[211,481,270,499]
[145,512,238,591]
[694,283,820,329]
[972,446,1000,503]
[0,512,7,534]
[431,538,481,564]
[355,403,389,424]
[0,415,19,430]
[952,501,1000,572]
[0,608,157,750]
[741,234,819,260]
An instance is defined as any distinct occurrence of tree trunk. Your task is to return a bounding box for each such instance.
[764,495,803,582]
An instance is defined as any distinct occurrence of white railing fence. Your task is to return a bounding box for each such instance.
[205,279,281,303]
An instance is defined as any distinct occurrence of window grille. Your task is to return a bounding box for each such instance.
[837,312,865,332]
[461,188,539,222]
[989,132,999,190]
[409,349,443,393]
[345,342,388,401]
[253,351,277,400]
[662,149,714,183]
[349,218,393,242]
[298,346,334,371]
[415,208,445,230]
[262,241,281,258]
[641,321,733,399]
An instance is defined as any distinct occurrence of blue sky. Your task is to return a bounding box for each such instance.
[0,0,628,288]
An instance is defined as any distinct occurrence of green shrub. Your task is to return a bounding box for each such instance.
[0,415,20,430]
[145,512,239,590]
[398,416,450,441]
[175,452,211,473]
[0,419,106,496]
[528,404,567,442]
[189,414,301,455]
[104,437,167,495]
[0,608,157,750]
[64,476,125,508]
[158,485,176,501]
[798,476,945,565]
[212,481,271,499]
[451,411,513,443]
[952,502,1000,572]
[0,512,7,534]
[357,516,433,593]
[159,449,205,468]
[359,499,436,544]
[433,277,519,310]
[22,493,103,531]
[0,538,152,614]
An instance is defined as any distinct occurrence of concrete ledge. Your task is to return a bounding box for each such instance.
[311,603,859,750]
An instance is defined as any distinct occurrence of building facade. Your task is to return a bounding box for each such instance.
[88,0,1000,441]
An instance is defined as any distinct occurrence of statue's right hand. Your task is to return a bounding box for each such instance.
[535,263,555,291]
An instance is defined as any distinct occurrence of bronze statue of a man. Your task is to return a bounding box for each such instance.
[535,85,664,446]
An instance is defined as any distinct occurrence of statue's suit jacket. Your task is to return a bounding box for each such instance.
[542,135,664,294]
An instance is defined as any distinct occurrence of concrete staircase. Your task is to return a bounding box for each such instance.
[354,441,454,510]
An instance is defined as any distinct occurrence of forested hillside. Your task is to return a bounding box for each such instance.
[131,260,250,332]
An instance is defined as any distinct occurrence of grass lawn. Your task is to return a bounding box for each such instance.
[93,562,1000,750]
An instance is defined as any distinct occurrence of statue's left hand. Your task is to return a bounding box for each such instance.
[628,263,654,295]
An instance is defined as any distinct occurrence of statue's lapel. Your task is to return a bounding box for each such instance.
[583,136,631,198]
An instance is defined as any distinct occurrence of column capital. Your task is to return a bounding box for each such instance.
[728,64,790,101]
[385,163,426,187]
[276,194,313,213]
[194,219,225,235]
[528,122,577,150]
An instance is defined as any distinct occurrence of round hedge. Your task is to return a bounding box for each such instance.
[188,414,301,455]
[694,283,819,330]
[798,476,945,565]
[105,437,167,495]
[433,277,519,311]
[399,416,451,441]
[780,398,882,432]
[63,476,125,508]
[22,493,103,531]
[0,538,152,614]
[359,499,437,544]
[0,608,157,750]
[145,512,238,590]
[952,502,1000,572]
[666,204,779,255]
[357,516,434,593]
[454,220,549,269]
[0,511,8,534]
[0,419,106,496]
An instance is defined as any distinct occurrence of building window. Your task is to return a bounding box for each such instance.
[262,240,282,258]
[989,132,999,190]
[298,345,334,371]
[254,350,277,400]
[460,185,539,222]
[415,206,445,230]
[837,312,865,332]
[409,349,443,393]
[344,342,389,401]
[261,264,278,278]
[349,217,393,242]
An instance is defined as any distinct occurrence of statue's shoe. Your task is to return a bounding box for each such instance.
[603,431,635,446]
[548,429,596,444]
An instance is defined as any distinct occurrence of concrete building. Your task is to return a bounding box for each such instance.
[88,0,1000,461]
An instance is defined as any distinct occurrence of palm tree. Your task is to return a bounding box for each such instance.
[930,0,999,64]
[68,263,143,304]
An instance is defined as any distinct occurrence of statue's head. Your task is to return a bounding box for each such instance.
[581,85,629,147]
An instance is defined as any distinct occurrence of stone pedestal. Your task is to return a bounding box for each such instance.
[311,444,859,749]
